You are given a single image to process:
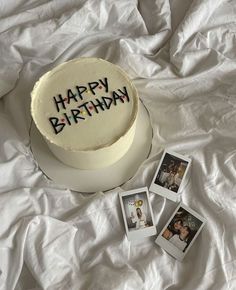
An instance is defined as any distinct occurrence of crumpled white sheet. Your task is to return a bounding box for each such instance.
[1,0,236,289]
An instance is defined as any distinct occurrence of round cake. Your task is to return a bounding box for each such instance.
[31,57,139,169]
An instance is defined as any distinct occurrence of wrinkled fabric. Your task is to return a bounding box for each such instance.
[0,0,236,289]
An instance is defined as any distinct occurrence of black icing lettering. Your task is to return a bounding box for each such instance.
[102,96,113,109]
[49,117,65,134]
[112,91,121,106]
[78,102,92,116]
[76,86,87,100]
[53,94,66,112]
[88,81,99,95]
[63,112,72,125]
[71,109,85,123]
[67,89,78,104]
[99,78,108,92]
[91,98,105,113]
[118,86,130,102]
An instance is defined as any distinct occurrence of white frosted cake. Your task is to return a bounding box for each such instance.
[31,57,139,169]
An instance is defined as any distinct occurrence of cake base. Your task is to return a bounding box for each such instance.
[30,101,152,193]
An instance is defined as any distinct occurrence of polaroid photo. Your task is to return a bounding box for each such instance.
[155,203,206,261]
[119,187,157,241]
[150,150,191,202]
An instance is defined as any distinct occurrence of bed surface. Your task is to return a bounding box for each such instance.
[0,1,236,289]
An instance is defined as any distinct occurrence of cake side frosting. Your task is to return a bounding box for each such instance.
[31,58,139,152]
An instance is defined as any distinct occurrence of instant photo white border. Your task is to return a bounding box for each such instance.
[150,149,191,202]
[155,203,206,261]
[119,187,157,241]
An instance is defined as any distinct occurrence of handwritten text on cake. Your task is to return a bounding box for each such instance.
[49,77,130,134]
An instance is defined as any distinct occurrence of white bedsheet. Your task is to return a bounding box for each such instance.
[1,0,236,289]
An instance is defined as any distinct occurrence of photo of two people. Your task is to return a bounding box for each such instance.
[162,207,203,252]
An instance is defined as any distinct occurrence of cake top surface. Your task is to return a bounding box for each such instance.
[31,57,139,151]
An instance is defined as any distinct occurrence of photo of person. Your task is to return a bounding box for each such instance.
[162,207,203,252]
[155,152,189,193]
[162,219,183,240]
[131,207,147,229]
[119,187,157,241]
[122,191,153,231]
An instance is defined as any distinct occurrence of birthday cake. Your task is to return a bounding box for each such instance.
[31,58,139,169]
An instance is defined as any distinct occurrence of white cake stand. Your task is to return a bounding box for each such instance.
[30,101,152,192]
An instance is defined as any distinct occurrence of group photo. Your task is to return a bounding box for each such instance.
[154,152,189,193]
